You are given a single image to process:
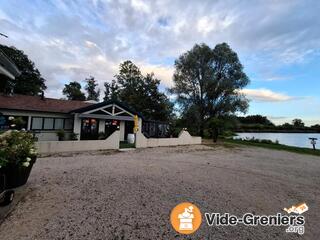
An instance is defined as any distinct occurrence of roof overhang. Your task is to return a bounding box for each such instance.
[71,100,144,119]
[0,50,20,79]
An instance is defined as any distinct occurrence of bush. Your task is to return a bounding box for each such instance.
[0,131,37,168]
[56,129,65,141]
[236,137,279,145]
[70,132,79,140]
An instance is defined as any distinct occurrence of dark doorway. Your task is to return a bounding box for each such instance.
[81,118,99,140]
[105,120,119,138]
[124,121,134,141]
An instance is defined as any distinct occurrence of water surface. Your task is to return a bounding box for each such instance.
[235,132,320,149]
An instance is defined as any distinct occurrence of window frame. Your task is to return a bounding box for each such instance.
[31,117,44,130]
[31,117,74,131]
[43,117,55,130]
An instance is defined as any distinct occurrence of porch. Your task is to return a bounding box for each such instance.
[71,100,142,142]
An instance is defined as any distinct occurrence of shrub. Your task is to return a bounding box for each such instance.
[70,132,79,140]
[0,131,37,168]
[56,129,65,141]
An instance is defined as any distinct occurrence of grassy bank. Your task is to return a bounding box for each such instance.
[223,138,320,157]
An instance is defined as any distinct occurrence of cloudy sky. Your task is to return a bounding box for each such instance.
[0,0,320,125]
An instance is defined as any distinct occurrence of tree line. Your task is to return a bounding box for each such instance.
[3,43,316,140]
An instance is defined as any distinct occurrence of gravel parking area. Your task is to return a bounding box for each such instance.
[0,145,319,239]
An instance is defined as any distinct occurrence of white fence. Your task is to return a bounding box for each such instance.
[35,130,202,154]
[135,130,201,148]
[35,130,120,154]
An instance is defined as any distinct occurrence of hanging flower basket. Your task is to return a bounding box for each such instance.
[0,131,37,189]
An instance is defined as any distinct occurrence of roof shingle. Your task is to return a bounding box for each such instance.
[0,94,93,113]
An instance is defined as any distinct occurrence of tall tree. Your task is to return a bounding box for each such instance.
[0,44,46,95]
[170,43,249,136]
[292,118,305,128]
[104,61,173,121]
[62,81,86,100]
[85,76,100,101]
[104,79,120,101]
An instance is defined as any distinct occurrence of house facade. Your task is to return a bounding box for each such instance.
[0,94,144,141]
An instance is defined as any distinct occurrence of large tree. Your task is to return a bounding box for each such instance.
[104,61,173,121]
[0,44,46,95]
[62,81,86,101]
[292,118,305,128]
[170,43,249,136]
[85,76,100,101]
[104,79,120,101]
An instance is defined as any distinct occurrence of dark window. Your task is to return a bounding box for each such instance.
[31,117,73,130]
[43,118,54,129]
[54,118,64,130]
[31,117,43,130]
[64,119,73,130]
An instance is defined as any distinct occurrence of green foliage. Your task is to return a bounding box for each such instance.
[62,81,86,100]
[104,61,173,121]
[237,115,274,126]
[104,79,120,101]
[56,129,65,141]
[11,117,26,130]
[170,43,249,136]
[70,132,79,140]
[0,44,46,95]
[85,76,100,101]
[292,118,304,128]
[226,138,320,157]
[236,137,279,145]
[311,124,320,131]
[207,116,237,142]
[0,131,37,168]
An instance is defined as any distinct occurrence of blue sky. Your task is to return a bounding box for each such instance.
[0,0,319,125]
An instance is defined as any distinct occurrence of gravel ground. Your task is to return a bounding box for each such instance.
[0,144,319,240]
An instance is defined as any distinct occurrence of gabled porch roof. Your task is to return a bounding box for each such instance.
[70,100,144,121]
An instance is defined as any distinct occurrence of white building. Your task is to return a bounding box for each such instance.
[0,94,144,141]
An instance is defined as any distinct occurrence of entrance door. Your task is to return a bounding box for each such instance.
[124,121,134,141]
[81,118,99,140]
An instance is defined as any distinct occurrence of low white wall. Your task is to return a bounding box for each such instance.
[135,130,201,148]
[36,130,120,154]
[34,131,72,141]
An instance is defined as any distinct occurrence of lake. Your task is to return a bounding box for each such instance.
[235,132,320,149]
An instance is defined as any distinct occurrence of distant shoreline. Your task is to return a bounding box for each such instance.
[235,130,320,133]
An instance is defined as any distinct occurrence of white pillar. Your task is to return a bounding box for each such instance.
[99,120,105,133]
[138,118,142,132]
[120,121,125,141]
[73,114,81,140]
[27,115,31,130]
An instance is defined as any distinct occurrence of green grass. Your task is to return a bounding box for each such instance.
[224,138,320,157]
[119,141,135,149]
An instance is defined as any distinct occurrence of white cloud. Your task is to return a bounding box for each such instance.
[239,88,294,102]
[139,63,174,87]
[0,0,320,103]
[131,0,150,13]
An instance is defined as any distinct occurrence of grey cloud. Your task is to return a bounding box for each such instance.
[0,0,320,98]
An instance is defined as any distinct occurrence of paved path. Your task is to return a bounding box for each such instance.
[0,145,319,239]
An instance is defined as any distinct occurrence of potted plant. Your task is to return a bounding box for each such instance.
[0,131,37,189]
[56,129,65,141]
[70,132,78,140]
